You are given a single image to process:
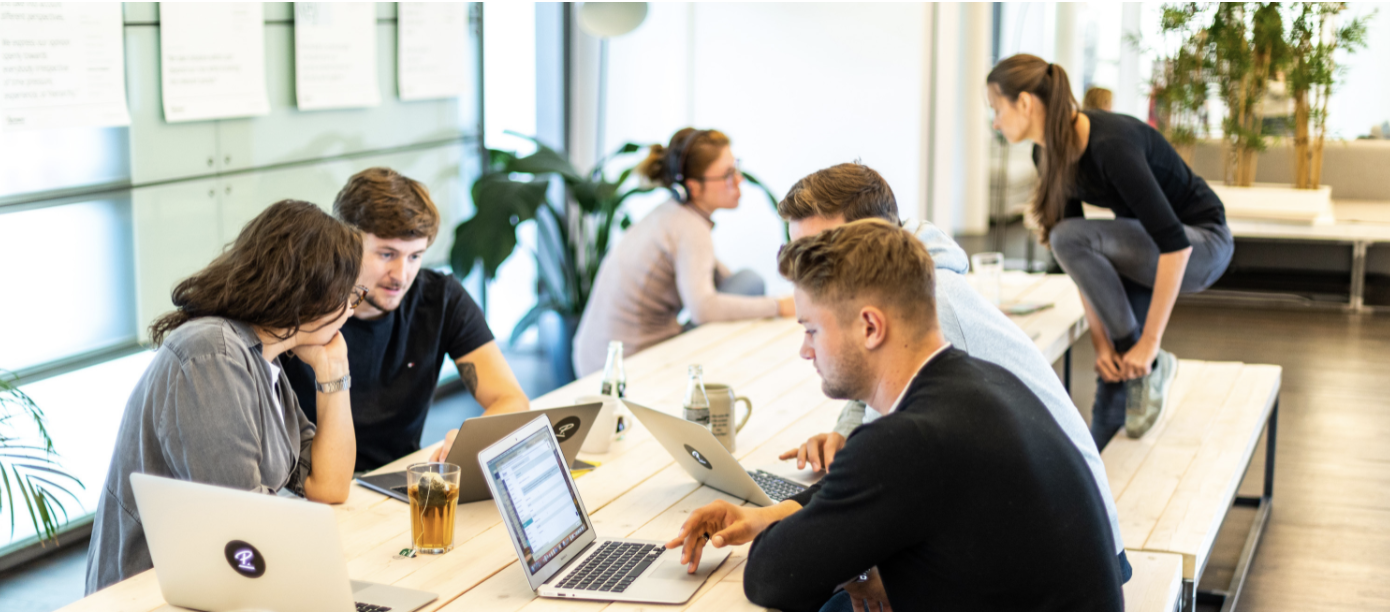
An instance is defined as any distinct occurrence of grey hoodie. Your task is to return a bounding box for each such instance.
[832,220,1125,555]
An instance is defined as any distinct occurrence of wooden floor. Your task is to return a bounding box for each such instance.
[1067,304,1390,611]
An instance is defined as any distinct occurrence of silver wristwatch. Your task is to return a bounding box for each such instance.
[315,373,351,394]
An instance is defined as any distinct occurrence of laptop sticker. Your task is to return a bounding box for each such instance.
[553,416,582,442]
[224,540,266,578]
[684,445,713,470]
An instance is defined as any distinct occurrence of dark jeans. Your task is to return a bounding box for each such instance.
[1049,219,1233,450]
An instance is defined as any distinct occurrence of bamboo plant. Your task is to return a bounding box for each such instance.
[1286,3,1369,189]
[0,370,84,546]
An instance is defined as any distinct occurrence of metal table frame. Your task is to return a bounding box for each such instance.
[1180,398,1279,612]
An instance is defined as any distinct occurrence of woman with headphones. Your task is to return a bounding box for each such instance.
[986,55,1233,447]
[572,128,795,376]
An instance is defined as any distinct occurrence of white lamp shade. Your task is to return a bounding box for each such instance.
[578,2,648,38]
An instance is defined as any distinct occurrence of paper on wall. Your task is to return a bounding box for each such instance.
[397,2,471,101]
[159,2,269,123]
[294,2,380,111]
[0,3,131,131]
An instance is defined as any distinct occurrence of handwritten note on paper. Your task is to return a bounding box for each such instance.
[0,3,130,130]
[294,2,380,111]
[397,3,471,101]
[160,2,269,123]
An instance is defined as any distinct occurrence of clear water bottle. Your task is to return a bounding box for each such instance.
[683,365,711,426]
[600,341,626,398]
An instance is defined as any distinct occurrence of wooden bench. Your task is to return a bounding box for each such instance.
[1103,360,1282,612]
[1124,551,1185,612]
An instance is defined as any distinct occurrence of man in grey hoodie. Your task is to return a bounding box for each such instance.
[774,163,1127,610]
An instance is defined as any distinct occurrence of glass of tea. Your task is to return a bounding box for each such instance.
[407,462,460,554]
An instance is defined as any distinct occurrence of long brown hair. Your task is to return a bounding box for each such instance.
[149,200,363,346]
[987,54,1080,244]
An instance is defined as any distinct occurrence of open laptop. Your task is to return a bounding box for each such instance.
[478,415,731,603]
[130,472,436,612]
[356,403,602,504]
[626,400,813,506]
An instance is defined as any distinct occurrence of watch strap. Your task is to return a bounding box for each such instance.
[315,373,352,394]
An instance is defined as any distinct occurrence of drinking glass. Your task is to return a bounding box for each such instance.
[407,462,460,554]
[971,252,1004,306]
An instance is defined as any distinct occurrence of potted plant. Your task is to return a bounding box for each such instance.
[1149,7,1213,164]
[1,370,84,546]
[1286,2,1370,189]
[450,136,780,384]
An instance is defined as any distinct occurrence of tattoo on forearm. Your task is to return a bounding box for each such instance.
[460,362,479,396]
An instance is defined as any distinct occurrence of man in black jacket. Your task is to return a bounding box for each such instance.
[666,219,1122,611]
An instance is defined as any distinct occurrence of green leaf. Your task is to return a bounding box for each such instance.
[451,175,551,279]
[507,304,549,347]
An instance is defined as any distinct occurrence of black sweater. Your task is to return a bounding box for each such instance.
[1033,109,1226,253]
[743,349,1122,612]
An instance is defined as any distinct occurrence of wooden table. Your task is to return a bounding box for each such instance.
[62,274,1088,612]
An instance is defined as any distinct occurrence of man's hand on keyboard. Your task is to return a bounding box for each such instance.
[779,431,846,472]
[665,499,801,573]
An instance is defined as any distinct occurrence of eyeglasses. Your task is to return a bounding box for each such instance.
[693,159,742,189]
[349,285,368,309]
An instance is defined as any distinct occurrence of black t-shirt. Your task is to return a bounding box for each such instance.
[285,269,494,472]
[1033,110,1227,253]
[745,349,1122,612]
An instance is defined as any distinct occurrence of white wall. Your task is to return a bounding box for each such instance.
[595,2,932,295]
[1327,4,1390,140]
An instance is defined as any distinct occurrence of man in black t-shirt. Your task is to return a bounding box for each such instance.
[285,167,530,472]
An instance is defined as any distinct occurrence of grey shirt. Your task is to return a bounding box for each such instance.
[85,318,315,594]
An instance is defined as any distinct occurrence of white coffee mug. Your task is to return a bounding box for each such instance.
[575,395,620,454]
[704,383,752,452]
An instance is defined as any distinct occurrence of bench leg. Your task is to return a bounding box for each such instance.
[1196,397,1279,612]
[1063,347,1072,394]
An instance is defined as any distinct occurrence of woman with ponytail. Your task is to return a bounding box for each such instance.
[572,128,795,376]
[986,54,1233,448]
[87,200,365,593]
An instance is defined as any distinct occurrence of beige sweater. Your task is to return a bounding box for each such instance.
[572,201,779,376]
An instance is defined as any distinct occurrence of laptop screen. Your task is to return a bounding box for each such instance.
[485,425,590,576]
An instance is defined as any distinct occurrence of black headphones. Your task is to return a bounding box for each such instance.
[666,129,712,203]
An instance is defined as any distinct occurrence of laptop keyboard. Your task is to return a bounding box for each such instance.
[748,470,807,501]
[556,541,663,593]
[355,604,391,612]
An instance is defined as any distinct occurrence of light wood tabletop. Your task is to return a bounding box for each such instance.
[63,273,1087,612]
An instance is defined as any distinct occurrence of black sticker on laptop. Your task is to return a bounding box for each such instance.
[553,416,582,442]
[684,444,713,470]
[224,540,266,578]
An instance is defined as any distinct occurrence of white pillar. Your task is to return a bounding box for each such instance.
[1117,3,1143,118]
[928,2,962,234]
[961,1,992,235]
[1053,2,1084,99]
[568,13,602,175]
[928,2,992,236]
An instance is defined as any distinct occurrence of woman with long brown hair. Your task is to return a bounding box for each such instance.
[572,128,795,376]
[986,54,1233,448]
[86,200,366,593]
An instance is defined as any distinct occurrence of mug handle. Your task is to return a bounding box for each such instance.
[733,396,753,433]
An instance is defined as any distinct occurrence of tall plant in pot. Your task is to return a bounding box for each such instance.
[1286,2,1369,189]
[1161,3,1289,186]
[0,371,84,546]
[1148,9,1211,164]
[451,137,780,384]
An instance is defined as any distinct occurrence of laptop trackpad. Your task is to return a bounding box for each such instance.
[649,559,706,582]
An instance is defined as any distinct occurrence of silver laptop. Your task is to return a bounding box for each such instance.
[626,400,812,506]
[478,415,731,603]
[130,472,436,612]
[356,403,602,504]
